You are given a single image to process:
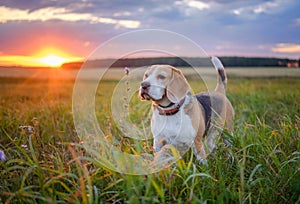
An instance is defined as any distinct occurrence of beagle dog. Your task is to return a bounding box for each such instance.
[139,57,234,165]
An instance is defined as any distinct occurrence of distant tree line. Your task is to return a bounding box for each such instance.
[61,57,300,69]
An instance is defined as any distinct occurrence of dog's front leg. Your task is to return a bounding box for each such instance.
[193,137,208,165]
[153,136,166,153]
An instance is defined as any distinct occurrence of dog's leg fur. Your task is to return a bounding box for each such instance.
[193,135,208,165]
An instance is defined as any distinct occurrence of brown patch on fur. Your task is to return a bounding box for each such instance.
[166,68,190,103]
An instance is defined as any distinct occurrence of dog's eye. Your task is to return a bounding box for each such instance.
[157,75,166,80]
[144,74,148,79]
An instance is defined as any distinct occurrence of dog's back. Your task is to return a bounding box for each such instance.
[195,94,211,131]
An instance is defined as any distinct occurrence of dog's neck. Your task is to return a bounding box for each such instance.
[153,97,186,116]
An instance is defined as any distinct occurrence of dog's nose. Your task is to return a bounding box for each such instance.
[141,82,150,89]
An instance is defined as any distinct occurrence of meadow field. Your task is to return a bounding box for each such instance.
[0,67,299,203]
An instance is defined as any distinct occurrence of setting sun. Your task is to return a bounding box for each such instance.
[38,54,69,67]
[0,47,83,68]
[35,48,83,68]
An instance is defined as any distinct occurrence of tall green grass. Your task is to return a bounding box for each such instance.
[0,77,299,203]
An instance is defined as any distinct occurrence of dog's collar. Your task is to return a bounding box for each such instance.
[153,97,185,116]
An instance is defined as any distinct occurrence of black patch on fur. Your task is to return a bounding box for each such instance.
[218,69,226,82]
[195,94,211,134]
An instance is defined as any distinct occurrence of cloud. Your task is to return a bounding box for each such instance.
[179,0,210,10]
[173,0,211,17]
[231,0,289,19]
[113,11,132,17]
[272,43,300,53]
[0,6,140,28]
[0,0,299,59]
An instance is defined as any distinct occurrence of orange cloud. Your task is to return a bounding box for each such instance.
[0,6,140,28]
[272,43,300,53]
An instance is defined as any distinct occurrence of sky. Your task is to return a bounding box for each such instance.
[0,0,300,66]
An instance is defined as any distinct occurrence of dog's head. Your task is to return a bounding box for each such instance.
[139,65,190,104]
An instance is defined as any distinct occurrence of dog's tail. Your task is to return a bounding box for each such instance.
[211,56,227,94]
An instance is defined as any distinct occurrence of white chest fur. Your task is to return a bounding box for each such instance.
[151,101,196,153]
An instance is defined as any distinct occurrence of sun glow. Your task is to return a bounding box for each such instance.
[38,54,69,67]
[35,48,82,68]
[0,48,83,68]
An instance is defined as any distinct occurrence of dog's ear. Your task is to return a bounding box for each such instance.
[166,68,190,103]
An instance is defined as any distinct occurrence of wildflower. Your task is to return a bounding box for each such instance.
[21,144,28,149]
[0,150,6,161]
[19,125,35,133]
[124,67,130,75]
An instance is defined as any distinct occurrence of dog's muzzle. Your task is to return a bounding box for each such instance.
[140,81,151,100]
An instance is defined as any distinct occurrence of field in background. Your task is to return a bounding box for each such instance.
[0,67,299,203]
[1,67,300,80]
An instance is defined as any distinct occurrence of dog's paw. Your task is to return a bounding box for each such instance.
[197,158,208,166]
